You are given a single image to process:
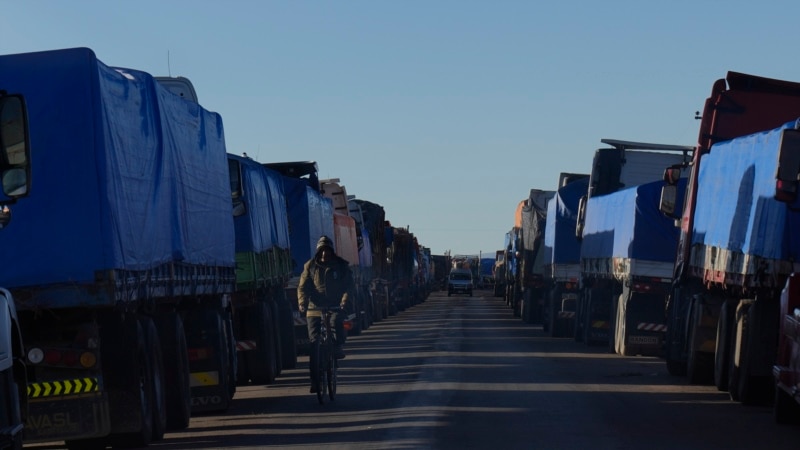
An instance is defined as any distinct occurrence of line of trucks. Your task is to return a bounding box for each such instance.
[498,70,800,424]
[0,47,441,449]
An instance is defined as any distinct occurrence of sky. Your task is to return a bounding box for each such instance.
[2,1,800,257]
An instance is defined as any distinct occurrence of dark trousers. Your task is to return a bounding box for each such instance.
[306,312,345,380]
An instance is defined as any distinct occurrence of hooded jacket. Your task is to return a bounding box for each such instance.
[298,242,354,318]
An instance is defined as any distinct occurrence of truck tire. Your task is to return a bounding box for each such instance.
[276,291,298,370]
[737,300,775,406]
[714,300,733,392]
[141,317,167,442]
[268,300,283,376]
[0,368,23,450]
[113,317,154,448]
[154,313,191,430]
[245,302,277,385]
[614,293,628,356]
[774,383,800,424]
[687,298,713,385]
[728,300,752,401]
[521,292,533,324]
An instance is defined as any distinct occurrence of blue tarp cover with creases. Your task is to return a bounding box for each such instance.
[0,47,235,288]
[230,154,290,253]
[692,120,800,261]
[282,176,334,275]
[544,177,588,265]
[580,179,684,261]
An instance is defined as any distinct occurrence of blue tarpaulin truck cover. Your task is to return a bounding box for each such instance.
[544,177,588,266]
[692,119,800,263]
[0,47,235,292]
[282,176,334,276]
[580,179,684,262]
[229,154,290,253]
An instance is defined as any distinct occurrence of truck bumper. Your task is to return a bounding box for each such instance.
[24,393,110,443]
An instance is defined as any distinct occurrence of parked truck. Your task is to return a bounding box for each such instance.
[320,179,365,335]
[579,178,686,355]
[351,199,390,322]
[226,155,296,382]
[516,190,555,324]
[0,92,32,450]
[659,72,800,406]
[543,176,589,337]
[0,47,239,446]
[574,140,691,344]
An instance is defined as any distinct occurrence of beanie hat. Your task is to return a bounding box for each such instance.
[316,235,334,252]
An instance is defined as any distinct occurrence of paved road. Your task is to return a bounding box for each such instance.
[29,290,799,449]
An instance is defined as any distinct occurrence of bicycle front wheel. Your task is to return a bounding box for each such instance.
[328,357,337,401]
[314,342,325,404]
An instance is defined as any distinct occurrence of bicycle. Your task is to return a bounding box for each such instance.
[311,306,341,404]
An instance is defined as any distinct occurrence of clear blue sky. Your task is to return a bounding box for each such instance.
[3,1,799,256]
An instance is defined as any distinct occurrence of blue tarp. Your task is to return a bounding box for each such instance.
[229,155,290,253]
[0,47,235,288]
[692,120,800,261]
[581,179,685,261]
[480,258,495,276]
[544,177,588,265]
[282,176,334,275]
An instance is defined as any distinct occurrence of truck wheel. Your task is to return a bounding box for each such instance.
[615,293,628,356]
[154,313,191,430]
[114,318,154,448]
[276,291,298,370]
[268,300,283,376]
[738,300,774,406]
[247,302,277,385]
[521,294,532,323]
[714,300,733,392]
[687,300,713,385]
[141,317,167,442]
[774,383,800,424]
[728,301,752,401]
[224,309,238,400]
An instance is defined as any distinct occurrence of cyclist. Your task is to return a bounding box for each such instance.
[298,235,354,392]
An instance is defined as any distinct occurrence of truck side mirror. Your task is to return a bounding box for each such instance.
[0,94,31,200]
[660,184,677,217]
[775,128,800,203]
[662,166,682,185]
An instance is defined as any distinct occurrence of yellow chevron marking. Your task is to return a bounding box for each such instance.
[190,371,220,387]
[27,378,99,398]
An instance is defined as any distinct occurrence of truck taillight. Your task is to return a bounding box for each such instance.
[775,179,797,203]
[188,347,214,361]
[27,347,97,368]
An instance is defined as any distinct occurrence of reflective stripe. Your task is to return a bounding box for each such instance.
[190,371,220,387]
[27,378,99,398]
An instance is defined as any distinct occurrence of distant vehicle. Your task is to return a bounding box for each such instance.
[448,269,474,297]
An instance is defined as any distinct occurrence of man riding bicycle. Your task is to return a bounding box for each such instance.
[298,236,354,392]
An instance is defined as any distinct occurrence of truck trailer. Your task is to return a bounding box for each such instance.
[0,48,238,446]
[574,140,690,345]
[660,72,800,407]
[579,179,685,356]
[543,176,588,337]
[227,154,296,382]
[516,189,555,324]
